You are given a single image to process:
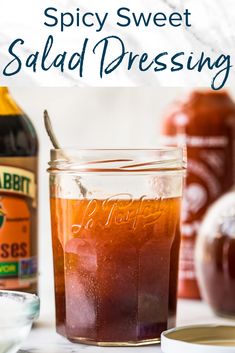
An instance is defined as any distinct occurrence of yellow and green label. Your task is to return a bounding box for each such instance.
[0,262,18,276]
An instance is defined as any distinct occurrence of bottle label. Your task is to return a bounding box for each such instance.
[0,166,35,199]
[0,163,37,290]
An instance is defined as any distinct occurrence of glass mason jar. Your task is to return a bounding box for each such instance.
[48,148,185,346]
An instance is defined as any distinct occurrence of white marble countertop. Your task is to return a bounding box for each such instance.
[20,297,233,353]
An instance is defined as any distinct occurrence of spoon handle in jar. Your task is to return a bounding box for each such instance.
[44,110,61,149]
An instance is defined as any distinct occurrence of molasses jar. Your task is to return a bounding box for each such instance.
[161,90,235,299]
[0,87,38,293]
[196,188,235,318]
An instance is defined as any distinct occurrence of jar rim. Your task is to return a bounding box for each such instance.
[48,147,186,173]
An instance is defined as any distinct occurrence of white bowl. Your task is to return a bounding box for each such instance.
[0,290,40,353]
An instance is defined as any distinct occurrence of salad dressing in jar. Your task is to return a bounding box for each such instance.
[48,148,185,346]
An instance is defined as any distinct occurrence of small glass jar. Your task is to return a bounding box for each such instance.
[48,148,185,346]
[196,188,235,318]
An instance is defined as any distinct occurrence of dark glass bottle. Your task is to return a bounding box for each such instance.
[0,87,38,294]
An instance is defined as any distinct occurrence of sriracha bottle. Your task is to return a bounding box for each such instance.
[161,90,235,299]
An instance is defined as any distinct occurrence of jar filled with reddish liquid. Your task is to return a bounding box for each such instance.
[161,91,235,299]
[48,148,185,346]
[196,189,235,318]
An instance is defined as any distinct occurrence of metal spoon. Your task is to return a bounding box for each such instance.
[44,110,87,198]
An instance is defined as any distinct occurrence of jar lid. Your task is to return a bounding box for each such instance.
[161,325,235,353]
